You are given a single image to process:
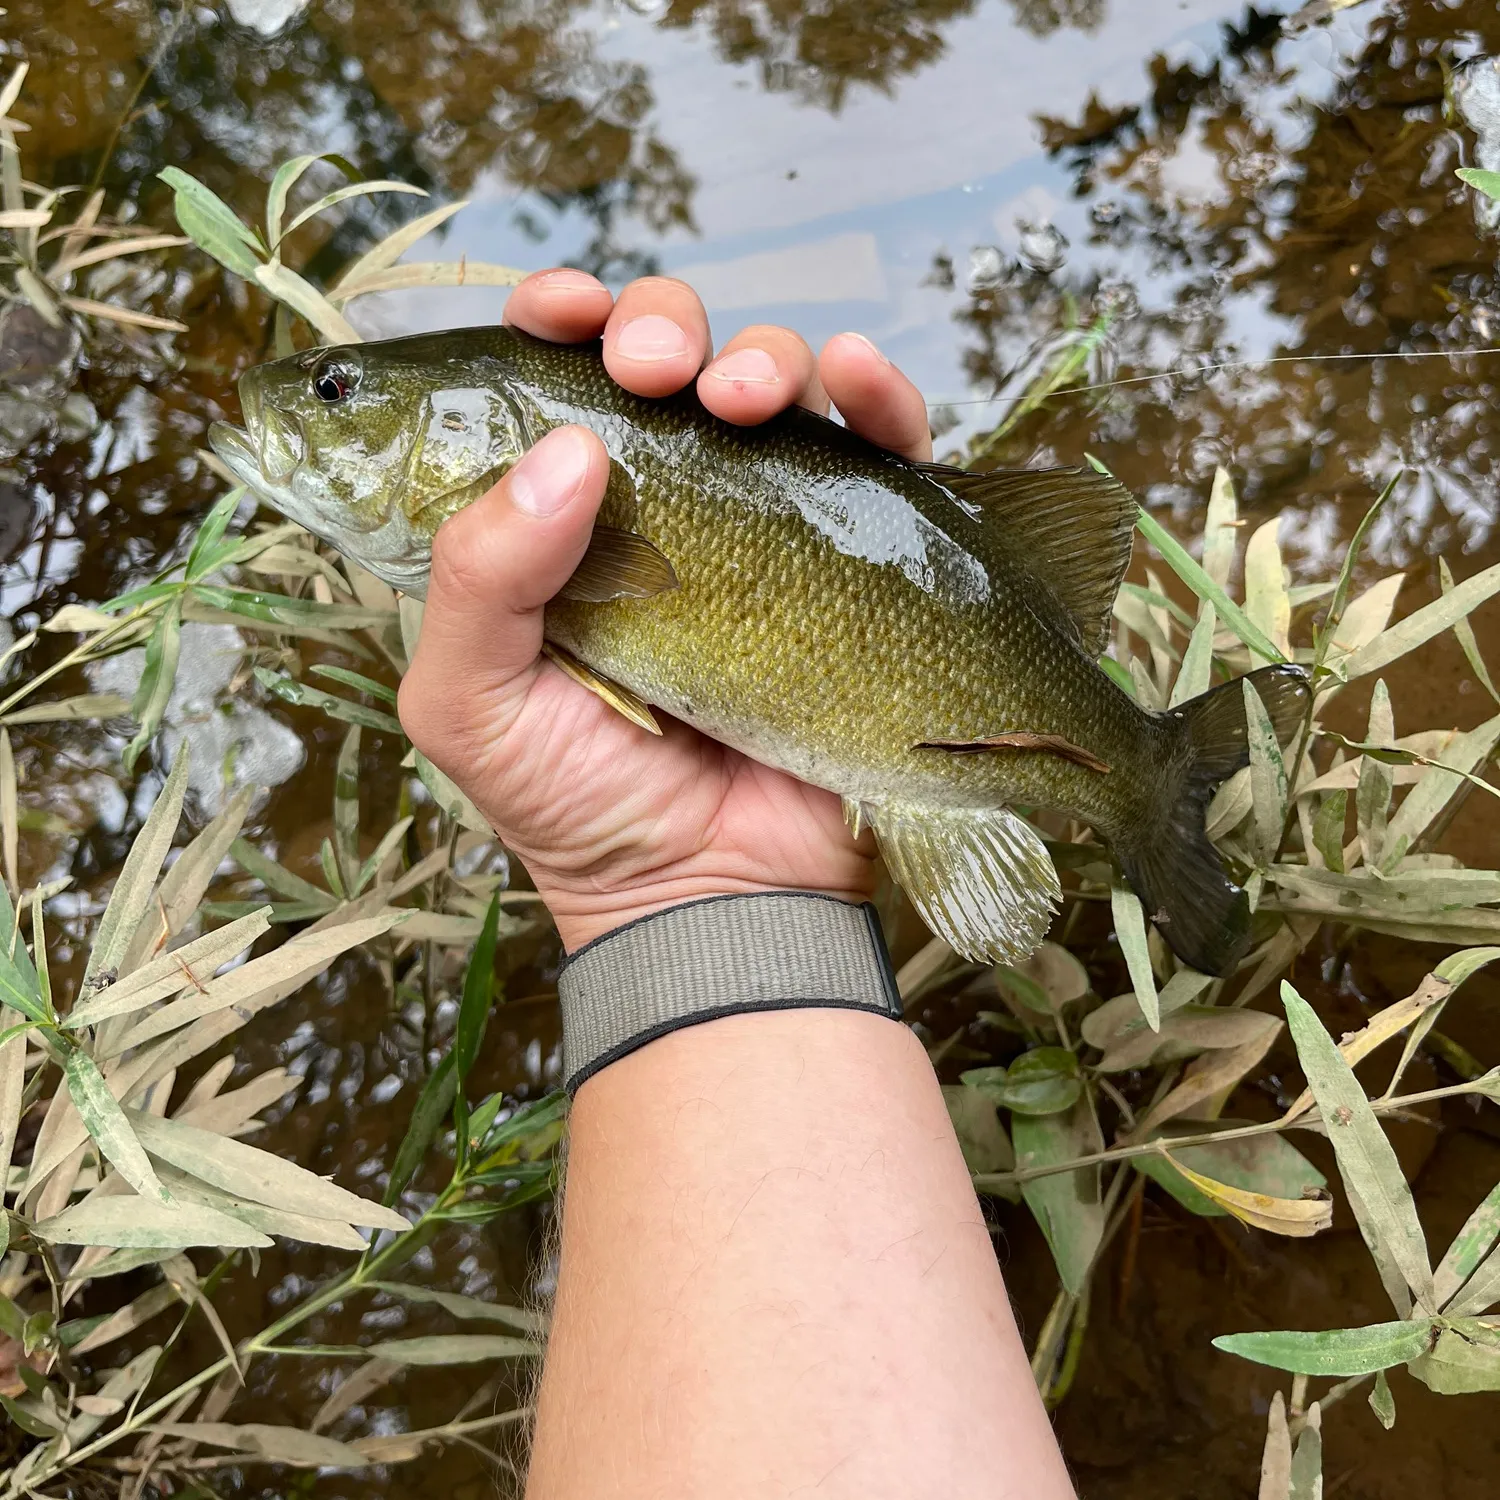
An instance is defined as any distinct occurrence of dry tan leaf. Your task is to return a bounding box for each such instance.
[58,295,187,332]
[69,1282,178,1355]
[311,1358,402,1433]
[1134,1024,1282,1138]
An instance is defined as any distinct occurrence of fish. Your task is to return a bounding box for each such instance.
[209,326,1309,976]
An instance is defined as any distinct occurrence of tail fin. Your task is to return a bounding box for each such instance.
[1117,665,1310,976]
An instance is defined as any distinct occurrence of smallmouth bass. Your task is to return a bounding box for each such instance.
[210,327,1308,975]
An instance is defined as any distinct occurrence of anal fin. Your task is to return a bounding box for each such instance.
[541,641,662,735]
[865,801,1060,963]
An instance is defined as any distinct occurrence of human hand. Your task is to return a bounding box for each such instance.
[397,272,934,951]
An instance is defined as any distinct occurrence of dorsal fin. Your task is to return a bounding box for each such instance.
[917,463,1137,657]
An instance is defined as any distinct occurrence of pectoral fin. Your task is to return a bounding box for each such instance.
[862,801,1060,963]
[560,527,679,603]
[916,732,1111,775]
[540,641,662,735]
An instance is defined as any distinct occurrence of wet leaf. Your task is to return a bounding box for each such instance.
[1110,883,1159,1031]
[310,663,400,706]
[64,1048,168,1203]
[255,667,404,734]
[184,486,246,583]
[1407,1317,1500,1393]
[330,198,469,294]
[253,260,359,343]
[1341,560,1500,681]
[1213,1317,1433,1375]
[961,1048,1081,1116]
[1369,1367,1395,1429]
[455,895,500,1089]
[1015,1096,1104,1295]
[1158,1149,1331,1236]
[195,586,393,631]
[230,835,336,909]
[365,1333,539,1365]
[1281,981,1433,1314]
[943,1084,1015,1176]
[148,1422,370,1468]
[355,817,412,897]
[366,1282,543,1334]
[159,166,265,279]
[334,725,362,894]
[85,746,191,993]
[35,1194,271,1248]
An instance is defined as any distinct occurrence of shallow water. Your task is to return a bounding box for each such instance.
[5,0,1500,1493]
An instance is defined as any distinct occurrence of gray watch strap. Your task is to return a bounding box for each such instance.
[558,892,903,1093]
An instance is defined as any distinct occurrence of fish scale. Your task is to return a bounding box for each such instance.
[209,325,1310,975]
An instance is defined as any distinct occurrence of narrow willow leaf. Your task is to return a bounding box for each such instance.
[1095,1004,1276,1073]
[1441,1244,1500,1318]
[1014,1096,1104,1296]
[124,1106,406,1230]
[1245,518,1291,660]
[1203,467,1238,589]
[66,1282,177,1356]
[67,908,272,1029]
[1281,982,1434,1312]
[1355,680,1394,869]
[310,663,400,706]
[0,727,15,898]
[0,60,29,117]
[319,837,346,900]
[1369,1367,1395,1429]
[1258,1390,1291,1500]
[1341,560,1500,681]
[1245,678,1288,866]
[1206,765,1253,840]
[1111,883,1159,1031]
[265,152,352,244]
[0,691,133,726]
[64,1048,169,1202]
[278,179,427,243]
[1134,1128,1324,1219]
[84,746,191,992]
[155,1166,370,1250]
[230,834,335,908]
[1311,789,1347,873]
[15,264,63,326]
[123,599,182,776]
[1435,1182,1500,1308]
[330,198,469,294]
[1288,1404,1322,1500]
[366,1282,542,1334]
[1135,1027,1281,1136]
[355,816,412,897]
[365,1333,538,1365]
[334,726,362,895]
[332,259,527,301]
[311,1358,401,1433]
[1316,473,1400,671]
[0,1000,23,1188]
[1319,574,1404,676]
[258,670,405,735]
[158,166,265,278]
[183,486,246,582]
[147,1422,370,1467]
[1440,556,1500,704]
[1379,712,1500,869]
[454,895,500,1086]
[1213,1318,1433,1375]
[196,585,394,630]
[385,1052,455,1205]
[1159,1149,1331,1237]
[253,260,359,343]
[1169,603,1217,708]
[1457,165,1500,200]
[35,1193,271,1248]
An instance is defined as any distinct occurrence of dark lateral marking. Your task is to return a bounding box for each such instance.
[915,732,1111,775]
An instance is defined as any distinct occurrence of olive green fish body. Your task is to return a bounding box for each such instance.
[210,326,1309,974]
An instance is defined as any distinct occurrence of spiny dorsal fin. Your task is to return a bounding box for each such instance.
[917,463,1136,657]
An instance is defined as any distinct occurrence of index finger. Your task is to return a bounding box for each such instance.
[503,268,615,343]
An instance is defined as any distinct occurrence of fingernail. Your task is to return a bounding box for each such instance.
[840,331,889,365]
[536,268,605,292]
[613,313,692,363]
[509,428,595,518]
[703,347,779,386]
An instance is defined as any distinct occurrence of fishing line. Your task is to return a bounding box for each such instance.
[926,345,1500,410]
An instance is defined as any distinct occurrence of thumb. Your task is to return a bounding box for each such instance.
[399,424,610,763]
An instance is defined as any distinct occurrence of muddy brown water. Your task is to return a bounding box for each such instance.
[5,0,1500,1493]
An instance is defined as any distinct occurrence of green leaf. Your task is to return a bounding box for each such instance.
[1315,473,1400,673]
[1408,1317,1500,1393]
[333,726,361,895]
[310,664,399,705]
[34,1193,267,1249]
[1435,1181,1500,1307]
[1378,713,1500,869]
[1311,788,1348,873]
[1457,166,1500,202]
[195,586,393,630]
[330,198,469,295]
[229,835,336,909]
[1289,1405,1322,1500]
[1212,1317,1433,1375]
[365,1282,542,1334]
[1245,676,1288,866]
[455,896,500,1088]
[1135,506,1287,665]
[265,152,357,244]
[1281,981,1434,1314]
[1168,602,1217,708]
[1440,556,1500,705]
[354,817,412,897]
[961,1048,1081,1116]
[158,166,265,279]
[1370,1367,1395,1429]
[1133,1128,1325,1219]
[364,1333,537,1365]
[1110,883,1159,1031]
[253,260,359,344]
[62,1048,169,1203]
[385,1052,456,1206]
[1354,681,1394,869]
[184,488,246,582]
[123,599,183,774]
[1341,560,1500,681]
[255,668,404,735]
[474,1090,567,1158]
[943,1084,1015,1176]
[1014,1096,1104,1296]
[146,1422,369,1468]
[277,180,427,245]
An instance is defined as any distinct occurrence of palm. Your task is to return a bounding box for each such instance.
[476,670,876,927]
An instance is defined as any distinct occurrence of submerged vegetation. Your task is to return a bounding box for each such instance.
[5,8,1500,1495]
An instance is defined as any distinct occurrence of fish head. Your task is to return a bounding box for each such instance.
[209,334,531,597]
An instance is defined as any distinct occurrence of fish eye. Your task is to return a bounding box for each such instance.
[310,352,362,404]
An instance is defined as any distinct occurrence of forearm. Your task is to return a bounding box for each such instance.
[526,1006,1077,1500]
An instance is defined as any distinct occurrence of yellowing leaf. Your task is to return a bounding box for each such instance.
[1160,1148,1332,1236]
